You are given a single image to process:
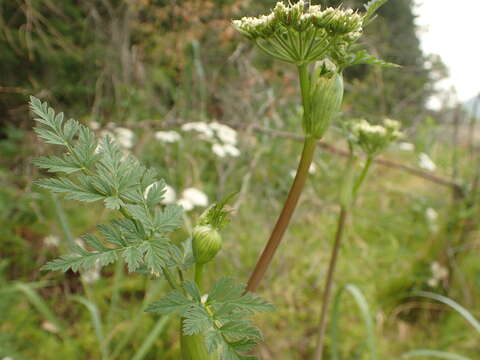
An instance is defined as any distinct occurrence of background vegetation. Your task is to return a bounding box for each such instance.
[1,0,479,359]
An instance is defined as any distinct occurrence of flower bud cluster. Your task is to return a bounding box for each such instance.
[233,1,363,40]
[349,118,402,156]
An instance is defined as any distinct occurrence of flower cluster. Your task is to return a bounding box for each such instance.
[348,118,402,157]
[233,1,365,65]
[177,187,209,212]
[154,130,181,143]
[427,261,448,288]
[418,152,436,171]
[181,121,240,158]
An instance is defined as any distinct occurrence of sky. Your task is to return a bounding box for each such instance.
[414,0,480,103]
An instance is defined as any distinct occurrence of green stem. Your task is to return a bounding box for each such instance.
[313,205,348,360]
[246,136,317,292]
[195,263,204,292]
[162,267,178,290]
[352,156,373,199]
[298,64,311,115]
[106,258,124,330]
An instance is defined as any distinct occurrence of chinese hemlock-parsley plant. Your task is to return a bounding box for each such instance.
[32,0,396,358]
[234,1,397,359]
[233,0,395,293]
[30,97,274,360]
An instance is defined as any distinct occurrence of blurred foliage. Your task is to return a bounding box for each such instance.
[1,0,443,128]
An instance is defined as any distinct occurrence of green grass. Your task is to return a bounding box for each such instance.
[1,113,479,359]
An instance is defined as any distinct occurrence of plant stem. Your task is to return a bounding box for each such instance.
[162,267,178,290]
[246,65,314,293]
[195,263,204,292]
[298,64,311,114]
[352,156,373,199]
[314,155,374,360]
[246,136,317,292]
[313,205,348,360]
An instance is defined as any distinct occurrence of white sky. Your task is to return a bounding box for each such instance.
[414,0,480,103]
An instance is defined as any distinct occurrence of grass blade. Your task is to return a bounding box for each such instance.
[14,282,67,335]
[401,350,472,360]
[71,295,109,360]
[413,291,480,334]
[330,283,377,360]
[131,316,171,360]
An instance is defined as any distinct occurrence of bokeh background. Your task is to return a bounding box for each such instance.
[1,0,479,359]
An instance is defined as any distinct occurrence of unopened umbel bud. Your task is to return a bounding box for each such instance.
[192,225,222,265]
[304,71,344,139]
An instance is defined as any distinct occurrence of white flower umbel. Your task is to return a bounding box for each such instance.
[418,153,436,171]
[144,182,177,204]
[182,188,209,207]
[212,143,227,158]
[81,260,101,284]
[114,127,135,149]
[210,122,238,145]
[349,118,402,157]
[426,207,438,222]
[154,130,181,143]
[233,0,366,66]
[428,261,449,288]
[162,184,177,204]
[398,142,414,151]
[178,198,194,211]
[43,235,60,248]
[181,122,214,139]
[89,121,101,130]
[212,143,241,158]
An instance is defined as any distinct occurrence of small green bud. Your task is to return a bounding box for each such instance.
[192,225,222,265]
[304,70,344,139]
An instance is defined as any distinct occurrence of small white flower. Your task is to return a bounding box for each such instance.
[154,130,181,143]
[181,122,214,139]
[144,183,177,204]
[162,184,177,204]
[428,261,449,287]
[418,153,436,171]
[90,121,100,130]
[42,321,59,333]
[182,188,209,207]
[211,143,240,158]
[431,262,449,280]
[398,142,414,151]
[43,235,60,248]
[426,208,438,222]
[427,278,439,288]
[114,127,135,149]
[212,143,227,158]
[81,262,101,284]
[201,294,209,304]
[223,144,240,157]
[177,198,194,211]
[210,122,238,145]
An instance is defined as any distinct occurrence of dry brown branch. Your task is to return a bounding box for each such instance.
[247,124,464,197]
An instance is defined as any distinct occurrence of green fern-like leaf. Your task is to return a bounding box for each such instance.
[31,97,184,277]
[363,0,390,25]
